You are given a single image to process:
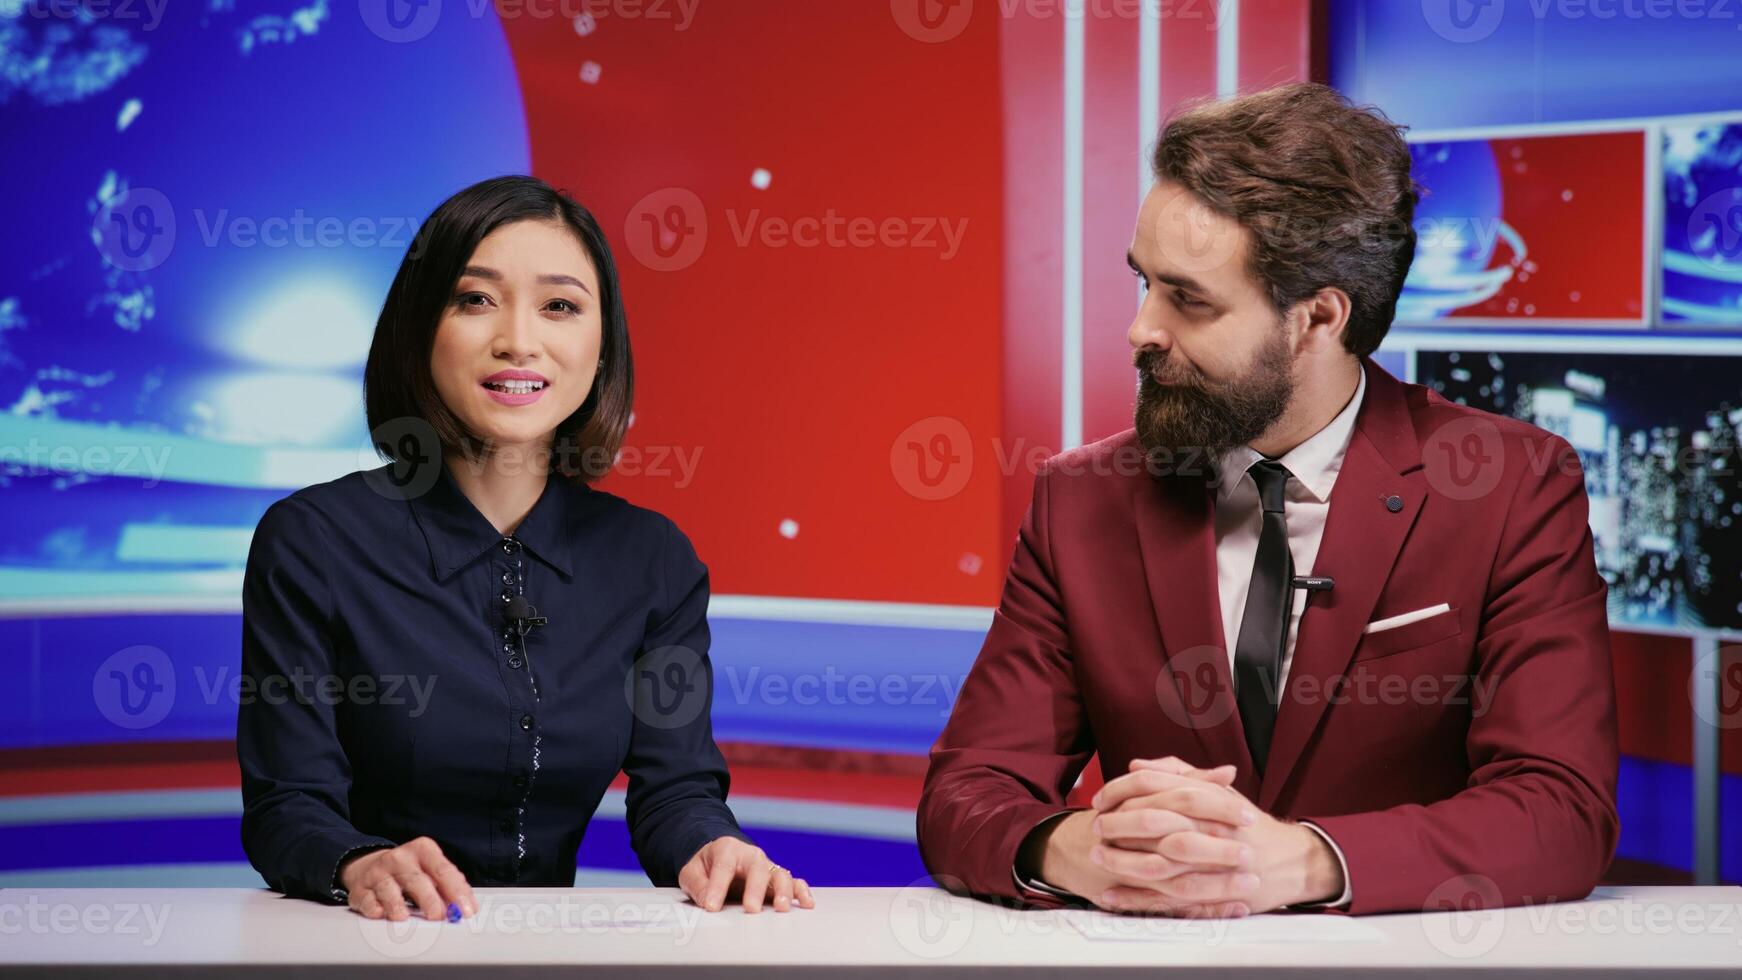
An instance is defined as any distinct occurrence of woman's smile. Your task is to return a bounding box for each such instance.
[481,369,550,406]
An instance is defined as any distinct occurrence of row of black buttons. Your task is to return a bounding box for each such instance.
[500,537,526,672]
[499,535,532,883]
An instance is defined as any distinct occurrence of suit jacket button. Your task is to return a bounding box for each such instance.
[1386,494,1404,512]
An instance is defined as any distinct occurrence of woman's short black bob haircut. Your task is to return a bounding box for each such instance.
[364,175,632,486]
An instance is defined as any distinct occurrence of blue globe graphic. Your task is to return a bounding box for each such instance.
[0,2,530,593]
[1400,140,1522,322]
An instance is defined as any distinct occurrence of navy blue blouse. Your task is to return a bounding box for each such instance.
[236,461,750,903]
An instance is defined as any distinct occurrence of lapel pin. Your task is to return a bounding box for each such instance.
[1385,494,1404,513]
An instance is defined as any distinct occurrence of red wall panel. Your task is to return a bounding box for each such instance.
[1613,631,1742,774]
[1239,0,1314,93]
[499,2,1006,604]
[1080,9,1145,445]
[999,6,1067,565]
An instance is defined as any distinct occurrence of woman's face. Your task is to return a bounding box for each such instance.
[430,218,603,460]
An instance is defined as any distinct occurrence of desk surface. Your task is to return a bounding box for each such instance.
[2,885,1739,977]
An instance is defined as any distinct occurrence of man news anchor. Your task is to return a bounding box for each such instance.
[916,84,1620,918]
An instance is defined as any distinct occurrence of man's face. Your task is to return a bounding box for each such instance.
[1127,180,1296,462]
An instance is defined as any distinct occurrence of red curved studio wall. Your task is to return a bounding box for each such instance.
[499,4,1006,606]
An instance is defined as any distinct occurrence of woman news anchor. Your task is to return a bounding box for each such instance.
[237,176,812,920]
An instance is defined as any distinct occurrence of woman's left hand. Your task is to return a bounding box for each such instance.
[678,836,816,913]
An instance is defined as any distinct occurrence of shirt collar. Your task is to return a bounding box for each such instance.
[1215,362,1367,504]
[408,462,576,581]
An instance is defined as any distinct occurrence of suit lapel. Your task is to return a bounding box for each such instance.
[1132,472,1260,801]
[1258,361,1427,810]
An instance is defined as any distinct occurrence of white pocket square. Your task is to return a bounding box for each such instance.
[1363,603,1452,635]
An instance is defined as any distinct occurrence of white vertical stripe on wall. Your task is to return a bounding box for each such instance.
[1217,0,1240,100]
[1139,0,1161,197]
[1138,0,1161,310]
[1062,3,1086,451]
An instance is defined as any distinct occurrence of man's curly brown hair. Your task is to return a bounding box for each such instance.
[1152,83,1420,358]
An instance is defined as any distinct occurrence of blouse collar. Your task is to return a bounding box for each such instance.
[407,460,577,581]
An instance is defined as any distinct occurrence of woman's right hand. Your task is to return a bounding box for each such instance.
[339,836,476,921]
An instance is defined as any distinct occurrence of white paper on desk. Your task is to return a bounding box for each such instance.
[1060,910,1388,944]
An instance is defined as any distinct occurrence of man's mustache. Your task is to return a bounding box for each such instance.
[1134,351,1201,389]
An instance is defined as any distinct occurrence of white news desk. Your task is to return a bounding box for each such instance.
[2,885,1739,977]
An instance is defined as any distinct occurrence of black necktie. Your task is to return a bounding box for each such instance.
[1233,459,1294,776]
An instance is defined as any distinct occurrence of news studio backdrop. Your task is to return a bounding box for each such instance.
[0,1,1737,887]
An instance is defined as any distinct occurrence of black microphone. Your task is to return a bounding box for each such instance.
[504,596,549,696]
[504,595,549,637]
[1291,575,1335,593]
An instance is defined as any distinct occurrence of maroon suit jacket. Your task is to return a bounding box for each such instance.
[917,359,1620,915]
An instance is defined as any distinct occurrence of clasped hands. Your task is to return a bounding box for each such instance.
[1030,757,1344,917]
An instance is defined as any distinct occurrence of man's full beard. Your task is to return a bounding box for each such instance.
[1133,327,1295,467]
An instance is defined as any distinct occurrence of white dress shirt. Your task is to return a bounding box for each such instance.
[1015,365,1364,909]
[1214,363,1366,693]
